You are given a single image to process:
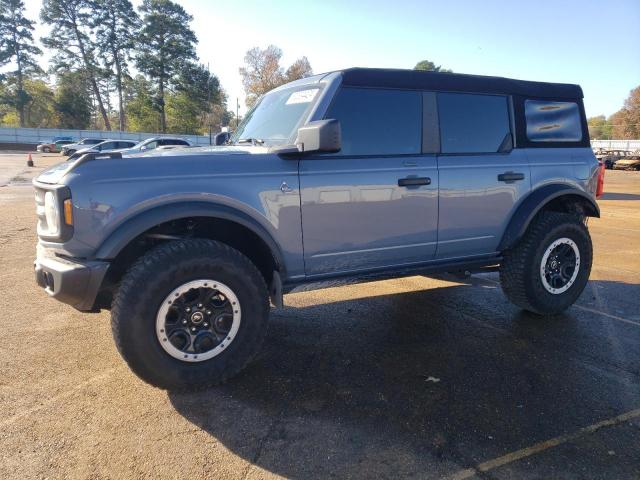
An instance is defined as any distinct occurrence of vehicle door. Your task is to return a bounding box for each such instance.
[299,87,439,276]
[435,92,530,259]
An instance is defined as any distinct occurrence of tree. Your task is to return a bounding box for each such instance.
[587,115,612,140]
[167,63,227,135]
[53,70,91,128]
[91,0,140,131]
[0,0,43,127]
[239,45,313,107]
[136,0,197,133]
[40,0,112,130]
[414,59,452,73]
[124,74,157,132]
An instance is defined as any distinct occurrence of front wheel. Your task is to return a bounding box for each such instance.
[500,212,593,315]
[111,239,270,391]
[43,146,50,153]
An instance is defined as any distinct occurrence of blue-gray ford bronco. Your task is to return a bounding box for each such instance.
[34,68,603,390]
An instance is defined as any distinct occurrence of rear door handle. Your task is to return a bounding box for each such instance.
[398,177,431,187]
[497,172,525,183]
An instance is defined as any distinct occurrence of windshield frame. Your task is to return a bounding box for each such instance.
[231,83,325,147]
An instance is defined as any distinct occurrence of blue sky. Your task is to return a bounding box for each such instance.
[25,0,640,117]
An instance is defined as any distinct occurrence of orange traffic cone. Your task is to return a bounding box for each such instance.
[27,152,34,167]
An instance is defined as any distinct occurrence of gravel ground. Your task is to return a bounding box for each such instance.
[0,153,639,479]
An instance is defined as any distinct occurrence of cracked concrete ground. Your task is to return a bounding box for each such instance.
[0,153,639,479]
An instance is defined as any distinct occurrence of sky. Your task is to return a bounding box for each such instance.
[22,0,640,117]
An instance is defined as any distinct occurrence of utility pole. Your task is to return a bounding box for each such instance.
[236,98,241,130]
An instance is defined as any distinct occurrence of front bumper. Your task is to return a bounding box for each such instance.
[34,246,110,312]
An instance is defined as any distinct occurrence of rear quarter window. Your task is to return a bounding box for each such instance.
[525,100,582,142]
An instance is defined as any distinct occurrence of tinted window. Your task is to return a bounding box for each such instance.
[325,88,421,156]
[525,100,582,142]
[438,93,510,153]
[84,139,103,145]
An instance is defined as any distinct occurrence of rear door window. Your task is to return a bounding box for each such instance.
[437,93,511,154]
[525,100,582,142]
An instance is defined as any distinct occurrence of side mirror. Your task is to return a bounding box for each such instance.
[297,119,341,153]
[140,145,147,151]
[270,119,341,156]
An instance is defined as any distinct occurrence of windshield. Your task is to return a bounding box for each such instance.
[231,85,321,146]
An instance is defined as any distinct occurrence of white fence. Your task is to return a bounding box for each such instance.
[0,127,210,146]
[591,139,640,151]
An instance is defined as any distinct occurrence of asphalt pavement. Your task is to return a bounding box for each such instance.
[0,153,638,479]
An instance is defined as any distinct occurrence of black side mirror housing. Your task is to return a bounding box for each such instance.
[270,119,341,156]
[297,119,341,153]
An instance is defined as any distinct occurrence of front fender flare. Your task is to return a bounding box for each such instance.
[498,184,599,251]
[94,201,285,273]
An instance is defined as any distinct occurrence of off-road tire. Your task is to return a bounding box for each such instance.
[111,239,269,391]
[500,211,592,315]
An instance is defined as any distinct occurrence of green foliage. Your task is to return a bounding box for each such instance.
[0,0,43,126]
[53,71,91,129]
[136,0,198,132]
[414,59,452,73]
[41,0,112,129]
[587,115,612,140]
[91,0,140,130]
[124,75,158,132]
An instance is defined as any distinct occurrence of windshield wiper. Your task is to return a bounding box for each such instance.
[236,138,264,146]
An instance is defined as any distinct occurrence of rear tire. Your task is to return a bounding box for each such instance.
[43,146,50,153]
[111,239,269,391]
[500,212,592,315]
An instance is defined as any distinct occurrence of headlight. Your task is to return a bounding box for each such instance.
[44,191,60,236]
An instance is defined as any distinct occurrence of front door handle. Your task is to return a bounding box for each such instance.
[497,172,525,183]
[398,177,431,187]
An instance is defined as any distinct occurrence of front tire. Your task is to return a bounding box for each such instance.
[43,146,50,153]
[111,239,269,391]
[500,212,592,315]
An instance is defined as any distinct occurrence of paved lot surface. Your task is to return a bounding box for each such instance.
[1,153,639,479]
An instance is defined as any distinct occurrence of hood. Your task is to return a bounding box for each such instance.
[34,145,265,185]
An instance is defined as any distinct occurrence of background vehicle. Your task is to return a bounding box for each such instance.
[61,138,104,156]
[68,139,138,160]
[36,139,74,153]
[117,136,191,155]
[33,68,601,391]
[612,151,640,171]
[595,149,631,169]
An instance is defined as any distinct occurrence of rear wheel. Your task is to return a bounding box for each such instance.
[111,239,269,391]
[43,146,50,153]
[500,212,592,315]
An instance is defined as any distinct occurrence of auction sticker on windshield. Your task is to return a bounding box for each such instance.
[286,89,318,105]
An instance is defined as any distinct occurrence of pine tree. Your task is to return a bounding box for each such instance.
[0,0,43,127]
[41,0,112,130]
[136,0,197,132]
[91,0,139,131]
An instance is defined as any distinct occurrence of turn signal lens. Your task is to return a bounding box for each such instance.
[63,198,73,225]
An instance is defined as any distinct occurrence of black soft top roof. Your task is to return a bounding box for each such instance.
[338,68,583,99]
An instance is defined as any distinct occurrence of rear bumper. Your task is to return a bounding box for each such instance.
[34,247,109,312]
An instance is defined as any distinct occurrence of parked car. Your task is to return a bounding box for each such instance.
[39,136,73,144]
[612,152,640,171]
[36,139,74,153]
[68,139,138,160]
[61,138,105,156]
[118,136,191,155]
[595,149,631,169]
[33,68,602,391]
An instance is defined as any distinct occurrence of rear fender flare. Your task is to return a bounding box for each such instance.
[498,184,599,251]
